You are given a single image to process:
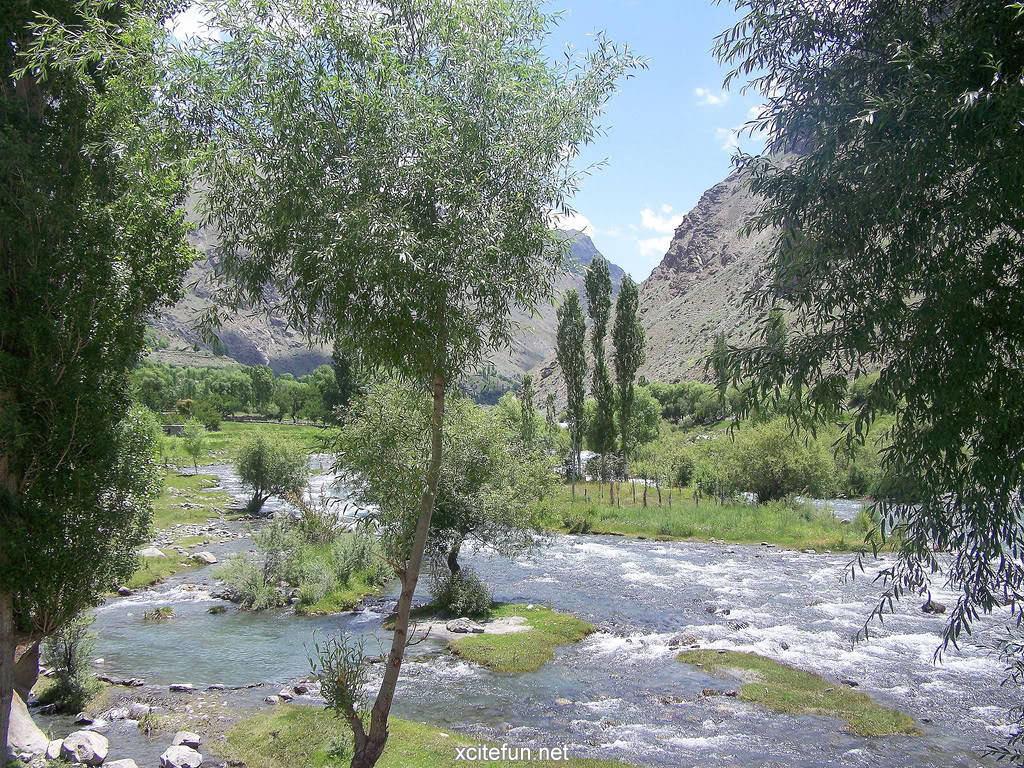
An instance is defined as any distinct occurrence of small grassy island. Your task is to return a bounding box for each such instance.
[676,649,918,737]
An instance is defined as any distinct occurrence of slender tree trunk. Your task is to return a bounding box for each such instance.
[656,480,662,506]
[632,481,636,505]
[1,590,14,760]
[351,376,445,768]
[642,481,647,508]
[447,537,462,576]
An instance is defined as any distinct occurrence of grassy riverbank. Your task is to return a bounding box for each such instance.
[677,650,917,737]
[215,706,630,768]
[541,482,877,552]
[160,421,329,468]
[450,604,594,674]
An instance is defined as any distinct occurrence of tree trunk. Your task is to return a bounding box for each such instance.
[656,480,662,506]
[642,482,647,508]
[1,590,14,761]
[447,537,462,576]
[632,481,635,504]
[350,375,445,768]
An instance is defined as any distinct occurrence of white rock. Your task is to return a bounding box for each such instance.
[264,695,280,705]
[192,551,218,565]
[172,731,201,749]
[137,546,166,558]
[277,689,294,701]
[61,730,109,766]
[7,692,48,756]
[160,745,203,768]
[106,760,140,768]
[168,683,194,692]
[128,702,152,719]
[45,739,64,760]
[446,617,485,634]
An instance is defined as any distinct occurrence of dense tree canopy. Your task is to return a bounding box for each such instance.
[713,0,1024,676]
[0,0,193,750]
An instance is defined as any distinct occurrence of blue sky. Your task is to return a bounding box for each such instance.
[547,0,765,280]
[168,1,763,282]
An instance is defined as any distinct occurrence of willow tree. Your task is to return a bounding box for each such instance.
[1,3,193,753]
[555,288,587,490]
[714,1,1024,750]
[180,1,641,764]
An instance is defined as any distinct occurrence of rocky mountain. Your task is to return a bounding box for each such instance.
[147,228,624,380]
[533,169,774,404]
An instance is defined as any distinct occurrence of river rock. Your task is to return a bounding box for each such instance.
[278,689,294,701]
[192,551,218,565]
[727,620,750,631]
[7,692,48,757]
[74,712,93,725]
[667,634,698,648]
[922,599,946,614]
[45,740,63,760]
[128,702,151,719]
[172,731,201,749]
[160,745,203,768]
[168,683,194,692]
[61,730,108,765]
[446,618,485,634]
[117,587,133,596]
[106,760,140,768]
[137,546,166,558]
[264,695,281,705]
[293,683,309,695]
[105,707,130,721]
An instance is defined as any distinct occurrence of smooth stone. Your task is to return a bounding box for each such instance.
[7,691,48,756]
[172,731,201,749]
[61,730,108,766]
[117,587,133,596]
[45,740,63,760]
[107,760,140,768]
[446,617,485,634]
[74,712,93,725]
[128,702,151,719]
[277,689,294,701]
[192,551,218,565]
[160,745,203,768]
[136,546,166,558]
[292,683,308,695]
[922,599,947,614]
[264,695,281,705]
[168,683,194,692]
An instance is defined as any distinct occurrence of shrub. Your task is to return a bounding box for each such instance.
[672,448,695,487]
[724,418,838,502]
[143,606,174,621]
[562,509,594,534]
[40,613,100,712]
[192,399,222,430]
[430,569,491,618]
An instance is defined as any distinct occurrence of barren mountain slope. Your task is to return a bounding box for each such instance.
[148,228,623,379]
[533,169,775,404]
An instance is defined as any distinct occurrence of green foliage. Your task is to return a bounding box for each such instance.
[248,365,275,413]
[181,420,208,473]
[584,257,617,474]
[40,613,99,713]
[562,510,594,534]
[191,399,222,431]
[142,606,174,621]
[713,0,1024,666]
[309,631,369,737]
[612,276,646,460]
[429,569,491,619]
[234,430,311,515]
[517,374,538,447]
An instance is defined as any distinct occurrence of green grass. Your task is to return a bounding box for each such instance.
[160,421,332,468]
[31,676,114,716]
[541,482,877,552]
[124,548,197,590]
[296,571,380,615]
[213,705,630,768]
[449,603,594,674]
[676,650,917,737]
[152,471,235,529]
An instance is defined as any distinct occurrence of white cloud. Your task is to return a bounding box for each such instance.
[165,5,218,42]
[637,235,672,260]
[715,127,741,152]
[601,227,622,238]
[639,206,683,235]
[695,87,729,107]
[554,210,593,234]
[660,203,672,214]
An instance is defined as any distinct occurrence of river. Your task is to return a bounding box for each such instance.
[75,464,1017,767]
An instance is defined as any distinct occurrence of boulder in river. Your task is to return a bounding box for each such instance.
[160,745,203,768]
[45,740,63,760]
[61,730,108,765]
[192,551,218,565]
[446,618,485,634]
[264,695,281,705]
[128,702,152,719]
[172,731,201,749]
[7,691,47,757]
[293,683,309,695]
[278,689,294,701]
[168,683,194,692]
[117,587,133,596]
[922,599,946,614]
[136,546,166,558]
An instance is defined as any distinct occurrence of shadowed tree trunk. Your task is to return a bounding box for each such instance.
[447,537,463,576]
[1,590,13,758]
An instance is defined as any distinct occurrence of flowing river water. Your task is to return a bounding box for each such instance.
[64,464,1018,767]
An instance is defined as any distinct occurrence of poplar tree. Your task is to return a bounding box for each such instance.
[178,2,642,764]
[555,289,587,489]
[584,256,617,492]
[612,275,646,470]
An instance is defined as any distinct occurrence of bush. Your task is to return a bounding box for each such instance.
[41,613,100,712]
[724,418,839,502]
[562,509,594,534]
[430,569,491,618]
[672,448,695,487]
[192,399,222,430]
